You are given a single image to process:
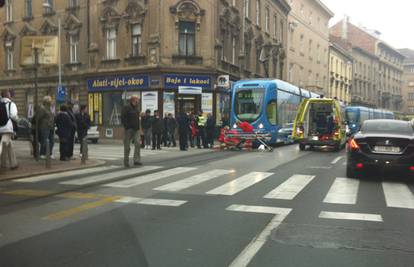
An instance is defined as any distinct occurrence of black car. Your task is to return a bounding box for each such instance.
[347,119,414,178]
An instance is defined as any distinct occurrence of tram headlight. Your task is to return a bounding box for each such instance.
[233,123,237,129]
[258,123,264,129]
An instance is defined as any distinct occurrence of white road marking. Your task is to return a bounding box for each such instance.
[382,182,414,209]
[15,166,119,183]
[308,166,332,169]
[104,167,197,188]
[206,172,273,196]
[226,205,292,267]
[154,169,231,192]
[319,211,383,222]
[323,177,359,204]
[60,166,162,185]
[263,174,315,200]
[115,196,187,207]
[331,156,343,164]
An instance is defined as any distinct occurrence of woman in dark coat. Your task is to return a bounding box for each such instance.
[55,104,74,161]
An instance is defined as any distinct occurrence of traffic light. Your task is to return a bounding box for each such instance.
[0,0,4,8]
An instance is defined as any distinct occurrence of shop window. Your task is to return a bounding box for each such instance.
[179,21,195,56]
[266,100,277,125]
[103,92,123,126]
[88,93,103,125]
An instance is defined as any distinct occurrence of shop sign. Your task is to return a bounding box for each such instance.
[87,75,149,92]
[178,86,202,95]
[165,74,211,89]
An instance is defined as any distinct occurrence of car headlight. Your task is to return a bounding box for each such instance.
[233,123,237,129]
[258,123,264,129]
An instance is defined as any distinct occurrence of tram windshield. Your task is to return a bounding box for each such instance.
[234,88,265,122]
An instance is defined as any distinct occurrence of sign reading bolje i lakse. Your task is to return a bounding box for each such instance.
[164,74,211,89]
[88,75,149,92]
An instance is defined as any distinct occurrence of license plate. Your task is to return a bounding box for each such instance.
[311,136,319,141]
[374,146,400,153]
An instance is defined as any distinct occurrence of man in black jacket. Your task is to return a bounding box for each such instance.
[121,95,141,167]
[55,104,74,161]
[141,109,152,149]
[167,113,177,147]
[75,105,91,156]
[151,110,164,150]
[177,112,189,151]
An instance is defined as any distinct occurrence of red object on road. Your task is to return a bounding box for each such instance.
[239,121,254,133]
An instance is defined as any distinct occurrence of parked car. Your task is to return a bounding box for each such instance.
[347,119,414,178]
[75,126,100,144]
[14,118,32,140]
[276,123,295,145]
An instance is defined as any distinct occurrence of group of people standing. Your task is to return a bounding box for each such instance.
[177,111,216,151]
[140,110,177,150]
[32,97,91,161]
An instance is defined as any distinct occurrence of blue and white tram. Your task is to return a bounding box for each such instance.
[345,106,395,135]
[230,79,319,144]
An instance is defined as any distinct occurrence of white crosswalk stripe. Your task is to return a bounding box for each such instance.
[60,166,162,185]
[382,182,414,209]
[116,196,187,207]
[154,169,232,192]
[263,174,315,200]
[104,167,197,188]
[14,166,120,183]
[323,177,359,205]
[206,172,273,196]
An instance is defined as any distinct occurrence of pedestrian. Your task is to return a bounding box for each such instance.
[33,96,55,159]
[139,112,145,148]
[0,90,18,169]
[163,113,169,147]
[66,101,77,159]
[196,110,207,148]
[206,113,215,148]
[121,95,141,167]
[55,104,74,161]
[151,110,164,150]
[141,109,152,149]
[188,112,196,148]
[75,104,91,157]
[177,112,189,151]
[221,114,230,128]
[167,113,177,147]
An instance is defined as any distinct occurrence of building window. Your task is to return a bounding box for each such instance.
[25,0,32,18]
[43,0,53,13]
[5,42,13,70]
[308,39,312,55]
[256,0,260,26]
[6,0,12,22]
[232,37,237,64]
[299,35,304,54]
[69,0,78,8]
[106,28,117,59]
[288,63,294,82]
[69,34,79,63]
[179,21,195,56]
[316,44,320,63]
[273,14,278,37]
[265,8,269,32]
[409,93,414,101]
[232,0,236,6]
[300,3,304,16]
[131,24,142,57]
[309,11,313,25]
[411,66,414,73]
[279,20,284,42]
[244,0,250,18]
[409,107,414,113]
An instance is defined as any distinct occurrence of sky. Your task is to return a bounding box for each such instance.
[321,0,414,50]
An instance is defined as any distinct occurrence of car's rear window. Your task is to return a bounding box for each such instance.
[361,121,414,135]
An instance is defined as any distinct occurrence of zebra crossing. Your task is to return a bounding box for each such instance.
[11,165,414,210]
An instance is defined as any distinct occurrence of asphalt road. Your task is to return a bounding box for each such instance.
[0,144,414,267]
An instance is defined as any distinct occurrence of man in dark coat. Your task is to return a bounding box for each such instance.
[66,101,77,159]
[166,113,177,147]
[206,113,215,148]
[177,112,189,151]
[151,110,164,150]
[141,109,152,149]
[121,95,141,167]
[55,104,74,161]
[75,105,91,156]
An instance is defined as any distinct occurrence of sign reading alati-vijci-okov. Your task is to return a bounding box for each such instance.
[20,36,59,66]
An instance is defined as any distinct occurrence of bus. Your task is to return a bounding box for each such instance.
[345,106,395,135]
[230,79,319,144]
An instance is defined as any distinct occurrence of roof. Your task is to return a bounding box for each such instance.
[315,0,335,17]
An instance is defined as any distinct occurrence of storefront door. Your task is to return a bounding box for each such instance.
[177,95,200,115]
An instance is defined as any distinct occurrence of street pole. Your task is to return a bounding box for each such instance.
[58,17,62,87]
[34,47,40,161]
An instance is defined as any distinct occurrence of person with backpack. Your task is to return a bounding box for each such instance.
[0,90,18,169]
[75,105,91,156]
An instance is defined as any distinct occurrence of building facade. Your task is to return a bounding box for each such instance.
[398,49,414,118]
[286,0,334,94]
[330,19,404,111]
[0,0,290,138]
[328,37,352,104]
